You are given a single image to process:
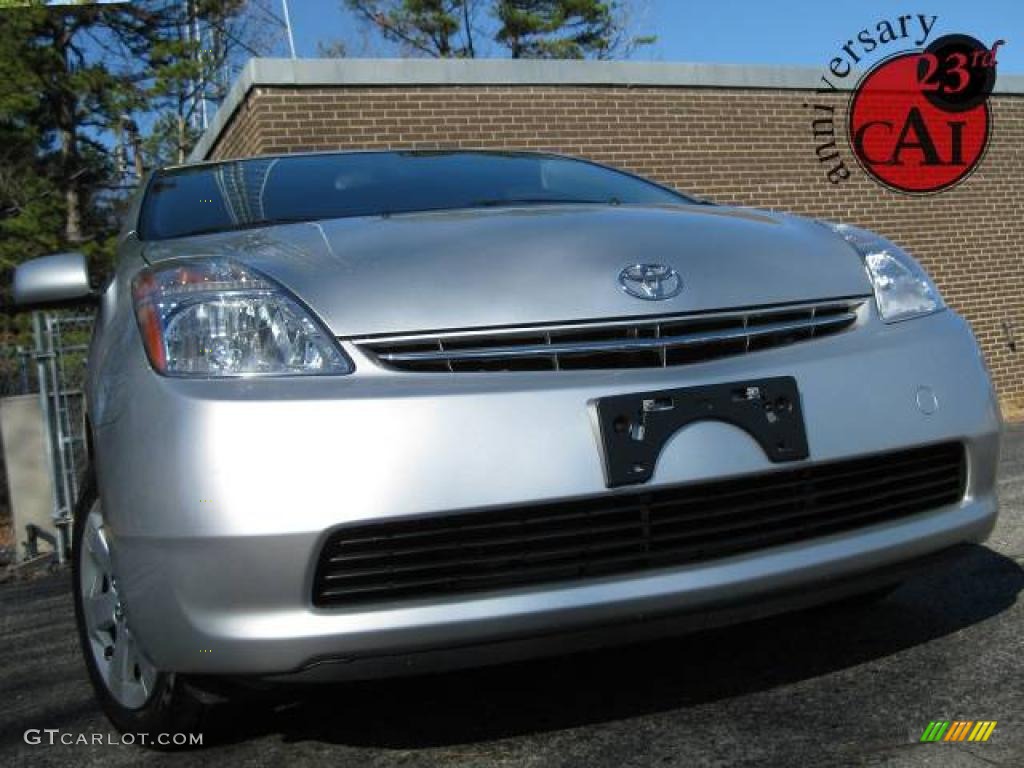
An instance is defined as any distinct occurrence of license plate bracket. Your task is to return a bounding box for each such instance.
[595,376,809,487]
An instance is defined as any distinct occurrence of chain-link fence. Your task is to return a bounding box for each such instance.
[37,313,93,551]
[0,311,94,562]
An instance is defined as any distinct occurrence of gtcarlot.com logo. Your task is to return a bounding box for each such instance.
[24,729,203,747]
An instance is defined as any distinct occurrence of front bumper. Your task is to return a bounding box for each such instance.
[93,307,1001,677]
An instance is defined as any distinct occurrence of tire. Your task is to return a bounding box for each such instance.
[72,468,207,745]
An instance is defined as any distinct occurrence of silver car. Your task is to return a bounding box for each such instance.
[13,150,1000,735]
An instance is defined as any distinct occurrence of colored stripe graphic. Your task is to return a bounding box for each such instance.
[968,722,998,742]
[945,721,972,741]
[921,722,950,742]
[921,721,997,743]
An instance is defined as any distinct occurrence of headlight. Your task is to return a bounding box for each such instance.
[825,223,945,323]
[132,259,352,376]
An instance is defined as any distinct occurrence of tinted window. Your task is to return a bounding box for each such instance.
[139,152,693,240]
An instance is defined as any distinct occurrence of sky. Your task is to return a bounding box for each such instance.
[279,0,1024,73]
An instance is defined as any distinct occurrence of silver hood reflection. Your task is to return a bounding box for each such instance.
[142,203,871,338]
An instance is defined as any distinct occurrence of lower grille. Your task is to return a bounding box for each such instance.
[313,442,965,607]
[355,298,866,373]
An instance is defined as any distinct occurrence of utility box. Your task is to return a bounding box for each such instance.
[0,395,57,561]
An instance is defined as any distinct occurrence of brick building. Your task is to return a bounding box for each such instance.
[189,58,1024,417]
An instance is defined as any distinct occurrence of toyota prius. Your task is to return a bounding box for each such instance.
[12,150,1000,734]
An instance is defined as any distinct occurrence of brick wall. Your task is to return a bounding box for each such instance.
[203,72,1024,416]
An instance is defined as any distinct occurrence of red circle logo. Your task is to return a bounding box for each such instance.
[848,36,995,194]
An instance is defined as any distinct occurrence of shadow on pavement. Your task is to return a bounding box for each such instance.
[200,543,1023,750]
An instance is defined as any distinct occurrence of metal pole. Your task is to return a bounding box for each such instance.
[281,0,297,59]
[46,315,74,562]
[193,0,208,130]
[53,318,80,512]
[182,0,204,132]
[182,0,192,128]
[32,312,64,564]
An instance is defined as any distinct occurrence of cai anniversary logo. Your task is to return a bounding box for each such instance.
[807,13,1004,194]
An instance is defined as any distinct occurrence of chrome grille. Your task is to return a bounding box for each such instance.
[355,298,867,373]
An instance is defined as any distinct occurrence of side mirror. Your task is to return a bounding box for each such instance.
[12,252,96,310]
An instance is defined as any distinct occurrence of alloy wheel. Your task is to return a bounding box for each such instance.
[78,501,158,709]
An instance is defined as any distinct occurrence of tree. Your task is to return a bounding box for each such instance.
[344,0,652,59]
[0,0,277,271]
[144,0,282,167]
[0,4,129,245]
[345,1,479,58]
[0,7,63,269]
[0,2,186,246]
[497,0,608,59]
[317,38,349,58]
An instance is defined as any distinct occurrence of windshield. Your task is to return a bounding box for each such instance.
[138,151,695,240]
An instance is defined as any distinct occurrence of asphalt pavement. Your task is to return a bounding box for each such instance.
[1,426,1022,767]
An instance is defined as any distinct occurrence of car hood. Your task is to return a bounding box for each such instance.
[141,204,870,337]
